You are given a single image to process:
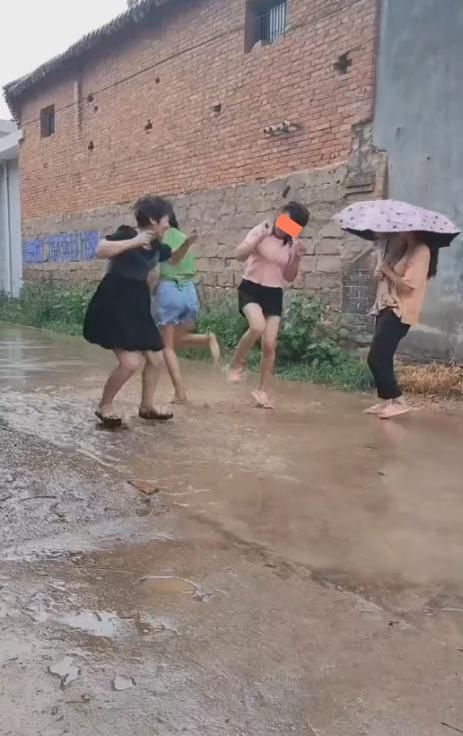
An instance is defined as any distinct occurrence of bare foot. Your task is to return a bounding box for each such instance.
[364,402,386,415]
[379,401,411,420]
[252,390,274,410]
[226,365,244,384]
[208,334,221,366]
[170,392,188,405]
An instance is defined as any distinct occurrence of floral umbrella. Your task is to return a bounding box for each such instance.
[333,199,460,248]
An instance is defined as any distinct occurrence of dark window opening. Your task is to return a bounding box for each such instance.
[245,0,287,52]
[40,105,55,138]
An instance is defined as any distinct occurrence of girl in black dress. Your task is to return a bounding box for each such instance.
[84,195,194,427]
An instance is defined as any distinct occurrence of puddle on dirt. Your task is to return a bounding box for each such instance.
[2,516,175,562]
[3,324,463,646]
[138,575,198,595]
[160,487,213,498]
[32,606,178,641]
[49,655,81,687]
[113,675,136,691]
[60,611,121,638]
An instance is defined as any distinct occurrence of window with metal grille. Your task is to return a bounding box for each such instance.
[40,105,55,138]
[245,0,287,52]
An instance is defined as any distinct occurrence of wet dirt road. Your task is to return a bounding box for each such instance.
[1,324,463,735]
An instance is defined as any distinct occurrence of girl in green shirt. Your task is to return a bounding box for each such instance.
[152,213,221,402]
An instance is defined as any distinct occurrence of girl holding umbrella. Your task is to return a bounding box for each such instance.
[334,200,459,419]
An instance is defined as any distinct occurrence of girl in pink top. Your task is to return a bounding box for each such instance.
[227,201,310,408]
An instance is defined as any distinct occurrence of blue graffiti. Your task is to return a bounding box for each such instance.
[22,230,100,264]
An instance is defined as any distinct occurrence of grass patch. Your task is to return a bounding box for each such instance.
[0,282,372,392]
[276,356,373,391]
[0,282,92,336]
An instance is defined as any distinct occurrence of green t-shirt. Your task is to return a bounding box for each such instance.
[160,227,196,282]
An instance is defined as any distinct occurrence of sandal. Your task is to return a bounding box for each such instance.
[139,406,173,422]
[95,408,123,428]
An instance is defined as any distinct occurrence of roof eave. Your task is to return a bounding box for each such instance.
[3,0,172,120]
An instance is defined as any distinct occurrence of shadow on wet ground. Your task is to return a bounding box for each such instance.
[1,324,463,735]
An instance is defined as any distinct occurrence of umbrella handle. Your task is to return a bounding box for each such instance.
[347,244,375,267]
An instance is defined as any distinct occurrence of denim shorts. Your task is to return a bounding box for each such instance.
[153,279,200,326]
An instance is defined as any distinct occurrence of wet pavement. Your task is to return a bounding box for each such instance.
[1,323,463,735]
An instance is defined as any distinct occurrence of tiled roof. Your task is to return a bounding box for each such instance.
[3,0,172,118]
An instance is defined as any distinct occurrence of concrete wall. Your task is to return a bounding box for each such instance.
[374,0,463,360]
[22,123,387,314]
[0,123,22,296]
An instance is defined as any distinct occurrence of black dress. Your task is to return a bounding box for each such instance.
[83,226,172,352]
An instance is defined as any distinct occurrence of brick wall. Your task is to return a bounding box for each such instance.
[23,123,387,320]
[15,0,382,337]
[16,0,378,220]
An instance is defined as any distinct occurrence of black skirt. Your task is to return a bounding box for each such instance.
[83,272,164,352]
[238,279,283,318]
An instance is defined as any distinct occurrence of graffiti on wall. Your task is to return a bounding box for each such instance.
[23,231,99,264]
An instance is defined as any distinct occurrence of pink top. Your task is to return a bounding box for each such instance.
[242,225,294,288]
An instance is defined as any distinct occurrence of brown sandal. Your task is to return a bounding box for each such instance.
[138,407,173,422]
[95,408,123,428]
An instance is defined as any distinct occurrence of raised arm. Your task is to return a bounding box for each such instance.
[95,230,152,260]
[236,222,270,261]
[169,230,199,265]
[283,239,305,282]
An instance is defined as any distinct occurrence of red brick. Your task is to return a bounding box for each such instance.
[14,0,377,223]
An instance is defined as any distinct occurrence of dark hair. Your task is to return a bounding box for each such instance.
[282,201,310,228]
[133,195,172,228]
[427,246,439,279]
[413,233,440,279]
[169,211,179,230]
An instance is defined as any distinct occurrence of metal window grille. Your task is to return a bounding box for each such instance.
[40,105,55,138]
[258,1,287,45]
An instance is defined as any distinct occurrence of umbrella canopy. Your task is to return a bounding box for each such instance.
[333,199,460,248]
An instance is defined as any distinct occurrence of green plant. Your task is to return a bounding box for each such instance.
[278,293,343,366]
[0,282,93,334]
[195,293,245,350]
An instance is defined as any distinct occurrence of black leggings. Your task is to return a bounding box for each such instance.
[367,310,409,400]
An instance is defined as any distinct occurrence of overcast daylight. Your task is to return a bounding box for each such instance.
[0,0,127,118]
[1,2,463,734]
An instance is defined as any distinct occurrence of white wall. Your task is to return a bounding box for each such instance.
[0,122,22,296]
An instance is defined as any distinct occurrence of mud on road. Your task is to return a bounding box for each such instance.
[1,324,463,736]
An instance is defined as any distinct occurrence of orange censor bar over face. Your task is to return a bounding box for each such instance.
[275,214,303,239]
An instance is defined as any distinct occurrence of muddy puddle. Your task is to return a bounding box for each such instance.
[2,324,463,642]
[54,609,178,640]
[138,575,198,595]
[60,611,121,637]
